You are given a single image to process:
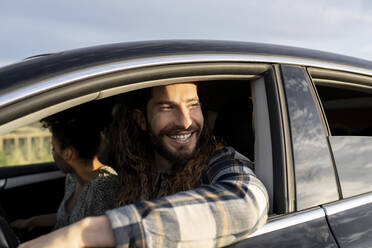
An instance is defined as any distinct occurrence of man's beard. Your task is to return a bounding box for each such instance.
[147,123,202,171]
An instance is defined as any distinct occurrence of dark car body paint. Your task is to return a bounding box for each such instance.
[2,40,372,91]
[237,213,338,248]
[325,200,372,248]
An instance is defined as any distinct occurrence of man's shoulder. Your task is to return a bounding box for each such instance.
[207,146,253,166]
[202,146,254,184]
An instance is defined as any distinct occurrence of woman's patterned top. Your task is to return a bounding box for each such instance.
[54,166,120,230]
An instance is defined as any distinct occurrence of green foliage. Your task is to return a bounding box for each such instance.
[0,145,53,167]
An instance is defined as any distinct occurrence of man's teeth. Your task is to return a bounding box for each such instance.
[169,133,192,140]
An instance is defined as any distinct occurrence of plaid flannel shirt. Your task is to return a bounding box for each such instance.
[106,146,269,247]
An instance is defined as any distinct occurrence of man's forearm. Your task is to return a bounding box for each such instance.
[80,216,115,247]
[105,147,269,247]
[106,172,268,247]
[19,216,115,248]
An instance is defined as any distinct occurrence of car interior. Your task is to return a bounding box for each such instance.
[0,63,278,243]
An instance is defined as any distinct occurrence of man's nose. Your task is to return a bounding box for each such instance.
[177,106,192,129]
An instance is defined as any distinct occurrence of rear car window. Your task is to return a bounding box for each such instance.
[314,80,372,198]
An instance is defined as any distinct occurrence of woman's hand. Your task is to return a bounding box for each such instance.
[11,217,37,231]
[11,214,56,231]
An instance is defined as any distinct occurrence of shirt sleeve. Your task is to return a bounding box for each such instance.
[106,147,269,248]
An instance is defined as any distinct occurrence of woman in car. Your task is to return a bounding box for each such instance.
[11,101,120,233]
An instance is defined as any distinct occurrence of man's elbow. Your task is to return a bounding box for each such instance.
[243,179,269,233]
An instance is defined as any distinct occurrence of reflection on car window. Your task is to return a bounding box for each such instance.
[0,122,52,167]
[315,82,372,197]
[281,65,338,210]
[329,136,372,197]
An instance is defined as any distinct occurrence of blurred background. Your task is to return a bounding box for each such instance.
[1,0,372,67]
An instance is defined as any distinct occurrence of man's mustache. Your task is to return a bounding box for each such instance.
[159,124,201,136]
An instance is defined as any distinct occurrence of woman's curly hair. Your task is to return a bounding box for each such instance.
[42,100,112,161]
[110,86,217,206]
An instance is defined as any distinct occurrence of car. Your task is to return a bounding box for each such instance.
[0,40,372,247]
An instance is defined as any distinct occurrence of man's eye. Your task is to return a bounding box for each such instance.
[190,102,201,108]
[160,105,173,110]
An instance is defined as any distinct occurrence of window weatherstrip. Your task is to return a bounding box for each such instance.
[249,208,325,238]
[0,179,5,189]
[308,67,372,87]
[323,192,372,216]
[5,170,65,189]
[98,74,257,100]
[274,64,295,212]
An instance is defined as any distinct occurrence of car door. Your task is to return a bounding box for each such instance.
[234,65,339,247]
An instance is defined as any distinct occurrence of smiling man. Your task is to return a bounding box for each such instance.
[137,83,204,171]
[20,82,269,248]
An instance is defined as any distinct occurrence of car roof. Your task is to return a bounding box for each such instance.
[1,40,372,91]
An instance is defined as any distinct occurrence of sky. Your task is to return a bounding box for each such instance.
[1,0,372,67]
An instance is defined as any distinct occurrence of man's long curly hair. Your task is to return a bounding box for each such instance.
[110,85,217,206]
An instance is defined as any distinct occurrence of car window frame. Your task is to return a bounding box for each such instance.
[308,67,372,199]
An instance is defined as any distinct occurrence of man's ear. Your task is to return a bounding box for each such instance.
[133,109,147,131]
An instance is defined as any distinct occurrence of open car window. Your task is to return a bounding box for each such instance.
[0,122,52,167]
[0,57,285,245]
